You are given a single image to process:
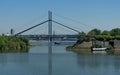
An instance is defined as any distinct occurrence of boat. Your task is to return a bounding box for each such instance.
[54,42,61,45]
[91,47,111,53]
[92,48,108,51]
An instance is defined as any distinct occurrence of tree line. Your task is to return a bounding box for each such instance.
[78,28,120,42]
[0,35,29,51]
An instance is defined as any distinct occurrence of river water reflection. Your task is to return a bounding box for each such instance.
[0,41,120,75]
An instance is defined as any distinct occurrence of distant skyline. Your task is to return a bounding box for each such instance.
[0,0,120,35]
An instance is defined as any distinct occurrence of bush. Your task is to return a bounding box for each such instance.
[0,36,29,51]
[93,43,102,48]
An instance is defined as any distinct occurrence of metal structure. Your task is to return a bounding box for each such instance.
[14,11,80,42]
[48,11,52,42]
[13,11,81,75]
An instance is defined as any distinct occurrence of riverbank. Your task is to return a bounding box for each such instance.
[66,41,92,54]
[0,36,29,52]
[66,41,116,54]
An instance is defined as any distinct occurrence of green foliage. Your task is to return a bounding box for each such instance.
[0,36,29,51]
[84,36,90,42]
[93,42,102,48]
[78,32,90,43]
[101,30,110,35]
[78,32,86,39]
[94,35,114,41]
[86,28,120,41]
[114,36,120,40]
[94,35,120,41]
[110,28,120,36]
[76,28,120,46]
[17,37,29,46]
[88,28,101,37]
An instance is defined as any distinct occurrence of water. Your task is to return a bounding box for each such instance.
[0,41,120,75]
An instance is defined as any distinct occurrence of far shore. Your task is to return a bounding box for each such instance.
[29,40,48,42]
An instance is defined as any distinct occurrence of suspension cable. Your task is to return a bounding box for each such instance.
[52,20,80,33]
[14,20,48,36]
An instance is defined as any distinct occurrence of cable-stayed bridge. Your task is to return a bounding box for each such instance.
[14,11,80,41]
[20,34,78,41]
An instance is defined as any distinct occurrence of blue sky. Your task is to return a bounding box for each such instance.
[0,0,120,34]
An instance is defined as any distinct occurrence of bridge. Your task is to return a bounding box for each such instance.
[20,34,78,41]
[13,11,81,75]
[14,11,80,41]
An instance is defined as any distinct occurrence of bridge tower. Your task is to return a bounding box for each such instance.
[48,11,52,42]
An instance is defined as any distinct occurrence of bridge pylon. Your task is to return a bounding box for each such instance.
[48,11,52,42]
[14,11,80,37]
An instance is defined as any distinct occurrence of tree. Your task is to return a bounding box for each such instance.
[0,36,29,51]
[76,32,86,44]
[78,32,86,39]
[110,28,120,36]
[101,30,110,35]
[87,28,101,37]
[77,32,90,43]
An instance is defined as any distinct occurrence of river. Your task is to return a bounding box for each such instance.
[0,41,120,75]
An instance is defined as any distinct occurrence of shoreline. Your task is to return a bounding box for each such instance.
[66,41,118,54]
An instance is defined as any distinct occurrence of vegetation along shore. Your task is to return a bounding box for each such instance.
[0,35,29,53]
[67,28,120,54]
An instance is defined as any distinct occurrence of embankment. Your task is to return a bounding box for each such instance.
[66,41,92,54]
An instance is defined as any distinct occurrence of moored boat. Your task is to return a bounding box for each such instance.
[54,42,61,45]
[92,47,111,51]
[91,47,111,53]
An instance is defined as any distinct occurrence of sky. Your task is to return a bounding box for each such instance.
[0,0,120,35]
